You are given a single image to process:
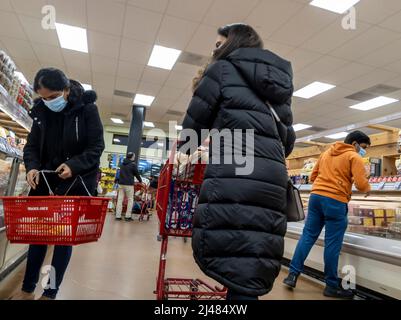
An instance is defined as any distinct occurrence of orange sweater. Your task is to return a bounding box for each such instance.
[311,142,371,203]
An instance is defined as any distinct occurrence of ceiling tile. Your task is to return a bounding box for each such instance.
[119,38,153,64]
[341,69,400,92]
[379,9,401,33]
[91,55,118,75]
[359,38,401,67]
[0,0,13,12]
[320,62,375,85]
[115,77,139,93]
[31,43,65,67]
[0,11,27,39]
[157,86,185,101]
[331,26,401,61]
[246,0,304,39]
[12,57,41,76]
[141,66,171,85]
[202,0,260,27]
[264,41,296,59]
[67,68,92,84]
[19,15,59,46]
[92,72,116,88]
[62,50,91,70]
[11,0,47,19]
[88,31,121,59]
[47,0,87,28]
[358,0,401,24]
[87,0,125,36]
[167,0,214,22]
[297,56,349,81]
[165,71,194,89]
[1,37,36,60]
[172,62,199,76]
[123,5,163,43]
[127,0,169,13]
[137,81,162,96]
[185,24,216,56]
[156,15,198,50]
[117,60,144,80]
[285,48,322,73]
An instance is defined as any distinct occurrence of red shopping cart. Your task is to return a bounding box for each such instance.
[154,156,227,300]
[0,171,109,246]
[115,182,152,221]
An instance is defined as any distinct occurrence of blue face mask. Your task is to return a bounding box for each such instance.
[43,94,68,112]
[357,144,367,157]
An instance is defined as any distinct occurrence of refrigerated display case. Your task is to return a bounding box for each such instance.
[284,183,401,299]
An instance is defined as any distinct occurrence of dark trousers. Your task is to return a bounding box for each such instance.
[289,194,348,288]
[226,289,258,301]
[22,245,73,299]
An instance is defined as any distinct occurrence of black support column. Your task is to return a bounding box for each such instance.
[127,105,146,165]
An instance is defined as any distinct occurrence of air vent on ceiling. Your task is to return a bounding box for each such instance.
[166,110,185,117]
[178,51,209,67]
[114,89,135,99]
[345,84,401,101]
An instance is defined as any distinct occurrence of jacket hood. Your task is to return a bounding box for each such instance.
[29,90,98,119]
[226,48,293,104]
[122,158,132,165]
[329,142,356,156]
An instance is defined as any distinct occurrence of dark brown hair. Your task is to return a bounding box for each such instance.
[192,23,263,91]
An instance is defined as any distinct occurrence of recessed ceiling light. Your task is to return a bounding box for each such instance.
[14,71,29,85]
[176,125,183,131]
[294,82,336,99]
[134,94,155,107]
[111,118,124,124]
[349,96,399,111]
[310,0,360,14]
[55,23,88,53]
[325,132,348,140]
[82,83,92,91]
[293,124,312,132]
[144,122,155,128]
[148,45,182,70]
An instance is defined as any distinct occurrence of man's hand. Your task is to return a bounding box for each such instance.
[56,163,73,180]
[27,169,40,190]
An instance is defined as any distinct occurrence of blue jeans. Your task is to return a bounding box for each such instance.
[22,245,73,299]
[289,194,348,288]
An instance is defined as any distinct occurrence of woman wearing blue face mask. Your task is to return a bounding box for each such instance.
[10,68,105,300]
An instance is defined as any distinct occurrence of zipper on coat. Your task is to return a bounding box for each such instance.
[75,116,79,142]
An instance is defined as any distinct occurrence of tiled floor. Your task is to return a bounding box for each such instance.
[0,213,331,300]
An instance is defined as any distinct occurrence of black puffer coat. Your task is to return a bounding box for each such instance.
[24,91,105,196]
[182,48,295,297]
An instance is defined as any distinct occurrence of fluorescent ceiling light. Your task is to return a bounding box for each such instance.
[113,139,121,143]
[134,94,155,107]
[157,143,164,147]
[148,45,182,70]
[293,124,312,132]
[294,82,336,99]
[176,125,183,131]
[144,122,155,128]
[325,132,348,140]
[310,0,360,14]
[349,96,399,111]
[55,23,88,53]
[111,118,124,124]
[82,83,92,91]
[14,71,29,85]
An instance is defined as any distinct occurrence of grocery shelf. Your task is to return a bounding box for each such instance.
[297,182,401,193]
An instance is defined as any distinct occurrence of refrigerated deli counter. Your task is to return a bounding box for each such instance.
[284,183,401,299]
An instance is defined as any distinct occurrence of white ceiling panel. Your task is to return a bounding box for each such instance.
[320,62,375,85]
[331,26,401,61]
[127,0,169,13]
[0,0,13,12]
[62,50,91,70]
[360,37,401,68]
[136,81,162,96]
[91,55,118,75]
[156,15,198,50]
[123,5,163,43]
[246,0,305,39]
[117,60,144,80]
[88,31,121,59]
[357,0,401,24]
[0,11,27,39]
[67,67,92,85]
[92,72,116,89]
[0,37,36,60]
[48,0,87,28]
[87,0,126,36]
[185,24,216,56]
[19,15,60,47]
[164,71,194,89]
[11,0,47,19]
[115,76,139,93]
[285,48,322,73]
[157,86,185,102]
[341,69,399,92]
[167,0,213,22]
[172,62,199,76]
[264,41,296,59]
[269,5,338,47]
[141,66,171,85]
[31,43,65,67]
[119,38,153,64]
[297,56,349,81]
[379,9,401,33]
[202,0,260,27]
[12,57,41,76]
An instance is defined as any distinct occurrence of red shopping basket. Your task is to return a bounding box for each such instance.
[0,172,110,246]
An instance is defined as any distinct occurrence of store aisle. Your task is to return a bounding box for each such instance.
[0,213,332,300]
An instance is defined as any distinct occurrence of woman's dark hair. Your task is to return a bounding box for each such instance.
[213,23,264,61]
[344,131,371,145]
[33,68,86,104]
[192,24,263,91]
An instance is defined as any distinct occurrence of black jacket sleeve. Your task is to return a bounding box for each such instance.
[179,61,222,151]
[132,163,142,183]
[23,119,41,173]
[66,104,105,175]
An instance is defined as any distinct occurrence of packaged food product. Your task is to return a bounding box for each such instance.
[373,209,385,218]
[363,217,374,227]
[375,218,385,227]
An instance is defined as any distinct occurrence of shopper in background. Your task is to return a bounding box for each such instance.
[11,68,105,300]
[115,152,143,221]
[283,131,371,299]
[180,23,295,300]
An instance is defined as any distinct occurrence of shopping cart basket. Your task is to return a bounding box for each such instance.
[154,155,227,300]
[0,171,109,246]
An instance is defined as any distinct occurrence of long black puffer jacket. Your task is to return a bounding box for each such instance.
[182,48,295,297]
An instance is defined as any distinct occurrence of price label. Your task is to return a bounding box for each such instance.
[377,182,386,190]
[394,181,401,190]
